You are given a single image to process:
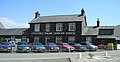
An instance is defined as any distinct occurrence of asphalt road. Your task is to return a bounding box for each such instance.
[0,50,120,62]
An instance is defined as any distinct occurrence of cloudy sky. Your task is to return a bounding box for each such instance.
[0,0,120,28]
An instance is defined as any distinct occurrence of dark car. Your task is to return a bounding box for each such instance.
[17,41,30,53]
[30,42,46,53]
[0,42,12,52]
[46,43,59,52]
[69,43,86,52]
[59,43,75,52]
[80,42,98,51]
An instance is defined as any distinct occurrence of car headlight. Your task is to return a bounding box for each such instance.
[56,47,59,49]
[7,47,11,49]
[43,47,46,49]
[26,47,30,49]
[51,47,54,49]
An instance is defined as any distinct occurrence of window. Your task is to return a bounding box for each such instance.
[99,29,114,35]
[11,36,15,41]
[56,36,62,43]
[45,37,50,45]
[34,36,39,42]
[69,23,76,31]
[22,36,26,41]
[56,23,63,31]
[46,23,50,32]
[34,24,40,32]
[68,36,75,43]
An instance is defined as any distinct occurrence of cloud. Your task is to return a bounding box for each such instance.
[0,17,29,28]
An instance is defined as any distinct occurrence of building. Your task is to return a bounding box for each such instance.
[0,9,120,45]
[29,9,87,44]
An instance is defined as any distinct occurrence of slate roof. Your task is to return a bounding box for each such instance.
[114,25,120,37]
[82,26,120,38]
[82,26,115,35]
[0,28,30,36]
[29,14,85,23]
[82,26,99,36]
[98,26,114,29]
[0,22,5,29]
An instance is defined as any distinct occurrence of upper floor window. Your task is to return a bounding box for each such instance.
[69,23,76,31]
[99,29,114,35]
[46,23,50,32]
[56,23,63,31]
[34,24,40,32]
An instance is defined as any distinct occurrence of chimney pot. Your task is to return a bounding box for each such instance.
[97,18,100,27]
[35,11,40,18]
[81,8,85,16]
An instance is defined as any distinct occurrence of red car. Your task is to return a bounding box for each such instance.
[59,43,75,52]
[98,44,105,49]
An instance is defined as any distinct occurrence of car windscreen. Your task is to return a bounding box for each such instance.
[63,43,70,46]
[80,43,87,45]
[18,42,28,45]
[1,42,10,45]
[87,43,93,45]
[48,43,57,46]
[34,43,44,46]
[74,43,82,46]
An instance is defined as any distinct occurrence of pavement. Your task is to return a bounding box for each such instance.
[1,50,120,62]
[72,56,120,62]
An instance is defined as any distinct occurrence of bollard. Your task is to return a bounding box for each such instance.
[104,52,108,56]
[77,53,82,59]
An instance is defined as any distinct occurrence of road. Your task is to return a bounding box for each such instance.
[0,50,120,62]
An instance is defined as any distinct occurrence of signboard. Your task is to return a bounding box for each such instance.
[32,32,75,35]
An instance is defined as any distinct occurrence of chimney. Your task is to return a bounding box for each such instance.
[81,8,85,16]
[97,18,100,27]
[35,11,40,18]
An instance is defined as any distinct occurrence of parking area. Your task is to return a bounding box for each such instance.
[0,42,104,53]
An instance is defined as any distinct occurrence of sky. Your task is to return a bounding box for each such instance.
[0,0,120,28]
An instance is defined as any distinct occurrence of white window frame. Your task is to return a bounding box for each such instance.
[56,36,62,43]
[34,36,39,42]
[68,36,75,43]
[56,23,63,31]
[69,23,76,31]
[34,24,40,32]
[46,23,50,32]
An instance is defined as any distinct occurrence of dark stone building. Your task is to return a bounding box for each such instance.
[29,9,87,44]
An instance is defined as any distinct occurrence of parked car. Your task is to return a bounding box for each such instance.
[30,42,46,53]
[46,43,59,52]
[69,43,86,52]
[59,43,75,52]
[0,42,12,52]
[98,44,105,49]
[17,41,30,53]
[80,42,98,51]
